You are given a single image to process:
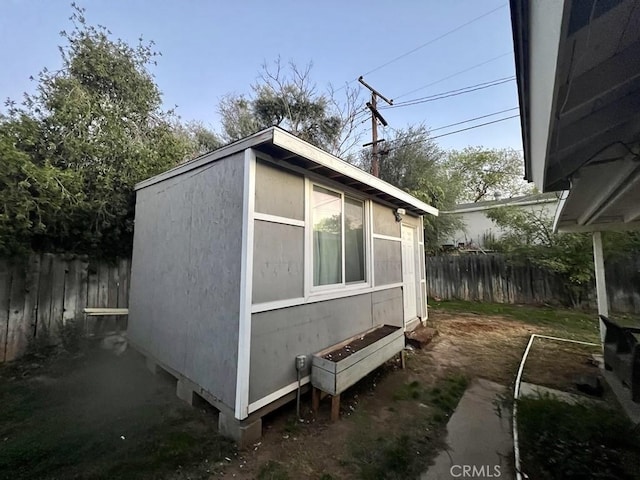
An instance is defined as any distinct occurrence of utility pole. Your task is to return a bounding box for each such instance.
[359,76,393,177]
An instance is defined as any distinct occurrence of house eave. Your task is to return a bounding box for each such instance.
[511,0,640,233]
[443,196,558,215]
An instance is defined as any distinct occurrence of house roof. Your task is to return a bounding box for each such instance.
[443,192,558,214]
[136,126,439,217]
[510,0,640,233]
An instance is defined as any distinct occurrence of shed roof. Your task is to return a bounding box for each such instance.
[136,126,438,217]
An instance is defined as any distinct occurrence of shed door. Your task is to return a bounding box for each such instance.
[401,225,418,325]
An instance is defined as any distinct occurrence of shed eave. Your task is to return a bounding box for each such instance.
[271,128,438,217]
[134,126,438,218]
[134,128,275,191]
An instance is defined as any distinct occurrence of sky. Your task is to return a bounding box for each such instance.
[0,0,522,153]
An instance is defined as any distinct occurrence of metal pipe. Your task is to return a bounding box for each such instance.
[296,368,302,419]
[512,334,600,480]
[295,355,306,420]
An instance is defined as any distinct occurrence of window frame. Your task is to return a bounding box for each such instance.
[306,180,372,297]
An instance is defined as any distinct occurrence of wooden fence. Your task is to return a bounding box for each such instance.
[3,252,638,361]
[426,254,640,313]
[0,254,130,362]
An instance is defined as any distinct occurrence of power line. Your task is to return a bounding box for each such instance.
[394,51,513,100]
[385,114,520,152]
[430,107,518,132]
[430,114,520,139]
[352,76,514,122]
[390,76,515,106]
[333,3,507,92]
[382,77,515,109]
[361,3,507,78]
[382,107,519,145]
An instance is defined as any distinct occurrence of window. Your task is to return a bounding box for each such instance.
[345,197,365,283]
[312,185,366,287]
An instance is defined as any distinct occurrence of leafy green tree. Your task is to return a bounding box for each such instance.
[0,115,84,256]
[445,147,533,203]
[218,58,363,156]
[486,206,593,306]
[358,126,462,251]
[178,121,222,160]
[486,206,640,306]
[1,4,190,257]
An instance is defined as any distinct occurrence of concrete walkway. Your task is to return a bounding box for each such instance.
[421,378,513,480]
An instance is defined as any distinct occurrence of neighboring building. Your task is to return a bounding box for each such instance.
[442,192,558,248]
[128,127,437,445]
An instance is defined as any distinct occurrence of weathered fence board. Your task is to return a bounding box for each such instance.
[63,259,81,323]
[23,255,40,341]
[6,267,26,361]
[0,254,131,362]
[117,258,129,307]
[50,256,66,331]
[98,263,109,309]
[36,254,53,337]
[427,254,640,313]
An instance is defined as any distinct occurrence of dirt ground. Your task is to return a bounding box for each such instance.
[221,311,549,479]
[522,340,603,394]
[0,306,606,479]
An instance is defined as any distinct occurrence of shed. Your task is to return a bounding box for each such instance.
[128,126,438,445]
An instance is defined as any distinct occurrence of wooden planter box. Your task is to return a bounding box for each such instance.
[311,324,404,396]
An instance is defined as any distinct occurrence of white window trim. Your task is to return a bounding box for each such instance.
[248,376,311,414]
[306,181,372,297]
[254,212,305,228]
[252,283,404,314]
[373,233,402,242]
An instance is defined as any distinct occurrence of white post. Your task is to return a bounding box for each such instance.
[592,231,608,343]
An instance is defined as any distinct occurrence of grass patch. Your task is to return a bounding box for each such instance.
[392,380,423,401]
[431,300,601,342]
[346,374,468,480]
[518,394,640,479]
[257,460,290,480]
[427,375,468,414]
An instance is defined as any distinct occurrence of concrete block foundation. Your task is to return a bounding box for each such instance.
[135,344,266,447]
[176,378,194,405]
[218,413,262,449]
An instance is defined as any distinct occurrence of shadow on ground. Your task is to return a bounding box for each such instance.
[0,349,233,480]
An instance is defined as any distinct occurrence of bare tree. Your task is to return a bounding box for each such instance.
[218,58,364,157]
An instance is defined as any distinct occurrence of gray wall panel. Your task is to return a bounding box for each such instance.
[129,153,244,409]
[402,214,421,229]
[374,239,402,286]
[255,160,305,220]
[372,202,401,237]
[372,287,404,327]
[249,293,376,403]
[252,221,304,303]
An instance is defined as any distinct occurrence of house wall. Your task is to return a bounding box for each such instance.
[248,287,403,404]
[128,153,245,409]
[446,201,557,247]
